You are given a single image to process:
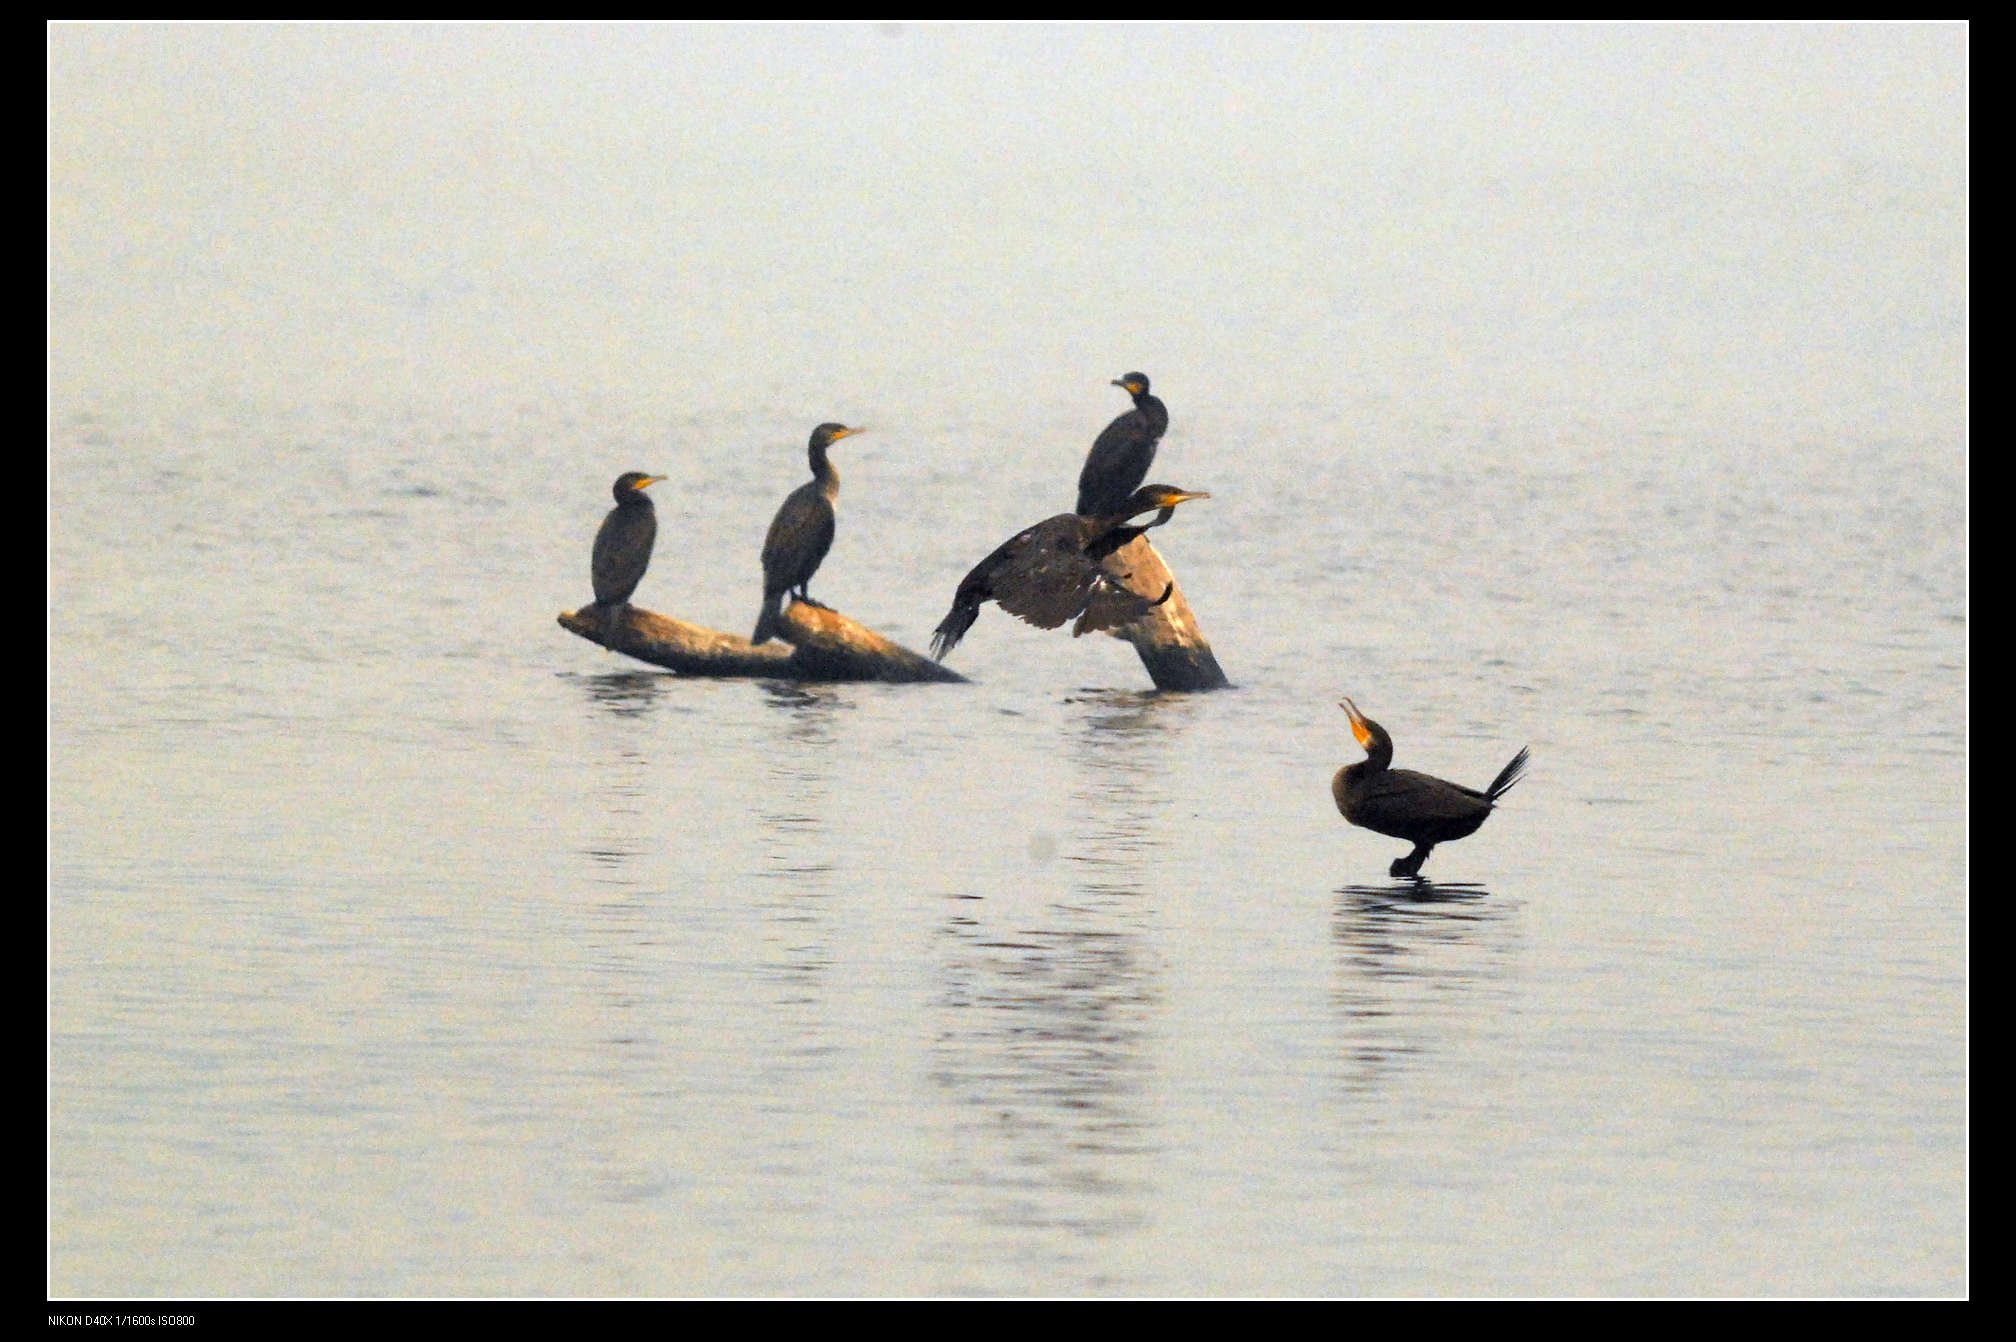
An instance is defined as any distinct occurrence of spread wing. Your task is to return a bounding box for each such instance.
[989,522,1106,631]
[1072,574,1168,636]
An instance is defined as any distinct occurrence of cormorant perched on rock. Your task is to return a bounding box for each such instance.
[1076,372,1168,517]
[591,471,665,618]
[752,423,864,645]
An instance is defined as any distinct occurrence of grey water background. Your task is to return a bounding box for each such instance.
[48,23,1966,1296]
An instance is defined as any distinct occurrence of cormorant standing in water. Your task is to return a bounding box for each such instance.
[1332,698,1529,878]
[1076,372,1168,517]
[752,423,864,644]
[591,471,665,619]
[930,484,1209,661]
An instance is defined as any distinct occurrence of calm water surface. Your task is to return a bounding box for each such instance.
[47,387,1964,1296]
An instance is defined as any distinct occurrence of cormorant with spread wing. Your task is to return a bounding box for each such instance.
[930,484,1209,661]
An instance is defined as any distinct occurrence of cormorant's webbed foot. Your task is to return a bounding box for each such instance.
[1390,850,1430,879]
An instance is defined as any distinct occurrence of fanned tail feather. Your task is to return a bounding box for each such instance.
[1486,746,1531,802]
[931,602,977,662]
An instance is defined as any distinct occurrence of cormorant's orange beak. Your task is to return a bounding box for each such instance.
[1339,698,1374,750]
[637,475,665,489]
[1113,378,1144,394]
[1162,489,1209,506]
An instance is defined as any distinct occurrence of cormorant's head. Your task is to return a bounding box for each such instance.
[1128,483,1209,515]
[1339,698,1378,752]
[612,471,665,501]
[1111,372,1152,397]
[809,423,865,450]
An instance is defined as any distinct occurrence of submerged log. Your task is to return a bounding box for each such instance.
[559,601,967,683]
[1096,535,1231,691]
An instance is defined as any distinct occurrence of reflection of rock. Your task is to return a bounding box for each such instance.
[1064,690,1195,881]
[581,669,665,716]
[577,671,664,882]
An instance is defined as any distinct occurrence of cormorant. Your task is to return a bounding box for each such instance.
[591,471,665,616]
[1332,697,1529,878]
[752,423,864,644]
[930,484,1209,661]
[1076,372,1168,517]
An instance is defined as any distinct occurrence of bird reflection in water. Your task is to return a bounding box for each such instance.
[1337,879,1496,908]
[753,681,843,1011]
[580,670,667,717]
[1327,881,1517,1097]
[574,671,669,879]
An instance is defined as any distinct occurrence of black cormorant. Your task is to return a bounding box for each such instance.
[752,423,864,644]
[591,471,665,613]
[1076,372,1168,517]
[930,484,1209,661]
[1332,697,1529,878]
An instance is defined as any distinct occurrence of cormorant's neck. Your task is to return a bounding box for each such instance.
[1096,501,1174,530]
[1358,729,1394,773]
[1134,392,1168,433]
[1085,520,1147,561]
[809,442,840,499]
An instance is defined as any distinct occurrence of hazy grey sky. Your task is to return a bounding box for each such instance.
[49,22,1966,425]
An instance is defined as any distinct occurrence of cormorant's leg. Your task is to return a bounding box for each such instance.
[1389,844,1433,878]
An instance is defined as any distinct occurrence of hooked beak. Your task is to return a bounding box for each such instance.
[1338,697,1373,749]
